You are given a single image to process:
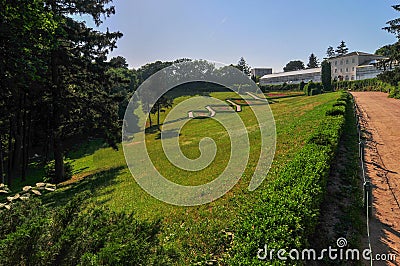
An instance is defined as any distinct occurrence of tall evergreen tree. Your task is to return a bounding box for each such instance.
[383,5,400,38]
[321,60,332,91]
[236,57,251,76]
[326,46,335,58]
[307,53,319,68]
[0,0,58,184]
[45,0,123,182]
[335,41,349,56]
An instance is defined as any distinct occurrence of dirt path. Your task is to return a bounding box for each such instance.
[352,92,400,265]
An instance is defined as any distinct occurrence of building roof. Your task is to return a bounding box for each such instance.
[328,51,384,60]
[260,67,321,79]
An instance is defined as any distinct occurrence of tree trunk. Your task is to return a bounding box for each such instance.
[7,118,13,185]
[21,91,27,181]
[148,110,153,128]
[157,102,160,131]
[12,91,23,177]
[51,49,64,184]
[0,136,4,184]
[53,136,64,183]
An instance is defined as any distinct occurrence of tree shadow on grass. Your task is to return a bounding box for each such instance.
[42,166,125,208]
[66,139,106,160]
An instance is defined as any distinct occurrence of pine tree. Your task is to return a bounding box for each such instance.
[383,5,400,38]
[45,0,123,182]
[335,41,349,56]
[307,53,319,68]
[236,57,251,76]
[326,46,335,58]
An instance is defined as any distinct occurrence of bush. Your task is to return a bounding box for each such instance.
[44,160,73,183]
[0,193,176,265]
[326,106,345,116]
[304,81,322,96]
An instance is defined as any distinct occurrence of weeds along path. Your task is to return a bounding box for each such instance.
[352,91,400,265]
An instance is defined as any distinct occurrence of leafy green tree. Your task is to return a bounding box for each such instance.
[284,60,305,72]
[326,46,335,58]
[321,60,332,91]
[151,96,174,130]
[378,4,400,92]
[107,60,138,119]
[335,41,348,56]
[307,53,319,68]
[109,56,129,68]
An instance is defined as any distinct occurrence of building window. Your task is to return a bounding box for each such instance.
[340,60,343,65]
[345,75,349,80]
[346,68,349,72]
[346,59,349,64]
[340,69,342,73]
[352,58,355,63]
[351,75,355,80]
[352,67,355,71]
[335,61,337,66]
[334,69,337,73]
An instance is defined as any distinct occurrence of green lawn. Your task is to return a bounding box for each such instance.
[43,91,341,264]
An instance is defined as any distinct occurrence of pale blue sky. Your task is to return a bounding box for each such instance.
[91,0,398,72]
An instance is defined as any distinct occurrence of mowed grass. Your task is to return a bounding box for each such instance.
[45,91,341,263]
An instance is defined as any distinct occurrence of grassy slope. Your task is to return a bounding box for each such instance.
[44,91,341,263]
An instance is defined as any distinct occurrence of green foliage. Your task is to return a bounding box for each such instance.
[283,60,305,72]
[304,81,321,96]
[334,78,389,92]
[326,46,335,58]
[307,53,319,68]
[335,40,348,55]
[383,4,400,39]
[388,82,400,99]
[298,81,306,91]
[321,60,332,91]
[235,57,251,76]
[378,67,400,86]
[44,160,73,183]
[260,83,301,92]
[0,194,175,265]
[326,106,345,116]
[230,92,350,264]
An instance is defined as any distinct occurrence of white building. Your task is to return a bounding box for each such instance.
[328,52,385,81]
[259,51,386,85]
[259,68,321,85]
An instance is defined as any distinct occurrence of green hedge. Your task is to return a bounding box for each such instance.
[333,78,394,92]
[230,92,350,265]
[260,83,302,92]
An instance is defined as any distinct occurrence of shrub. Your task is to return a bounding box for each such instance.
[44,160,73,183]
[303,81,314,96]
[0,193,176,265]
[326,106,345,116]
[333,100,347,107]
